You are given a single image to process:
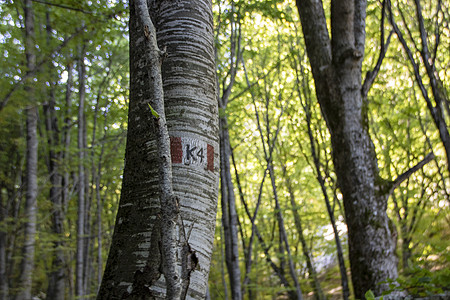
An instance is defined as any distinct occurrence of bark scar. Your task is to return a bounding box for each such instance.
[124,216,163,299]
[144,25,150,40]
[179,215,199,299]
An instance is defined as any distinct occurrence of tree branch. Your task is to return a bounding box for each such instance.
[0,26,85,111]
[362,0,393,99]
[389,152,435,196]
[387,0,435,119]
[31,0,94,14]
[31,0,126,18]
[388,0,450,174]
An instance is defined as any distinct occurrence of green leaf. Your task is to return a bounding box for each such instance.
[148,103,160,118]
[365,290,376,300]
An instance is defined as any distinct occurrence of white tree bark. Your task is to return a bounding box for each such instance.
[98,0,218,299]
[15,1,37,299]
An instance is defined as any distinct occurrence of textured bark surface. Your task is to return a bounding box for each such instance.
[15,1,37,299]
[98,0,218,299]
[295,0,398,298]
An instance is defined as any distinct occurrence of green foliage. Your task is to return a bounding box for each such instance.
[383,266,450,298]
[365,290,377,300]
[148,103,160,119]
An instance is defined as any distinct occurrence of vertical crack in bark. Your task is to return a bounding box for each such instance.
[180,219,199,300]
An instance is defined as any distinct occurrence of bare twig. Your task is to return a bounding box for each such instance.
[31,0,94,14]
[389,152,435,196]
[362,0,393,99]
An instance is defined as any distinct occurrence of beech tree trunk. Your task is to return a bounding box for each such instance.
[62,62,73,213]
[219,117,242,300]
[0,188,8,300]
[76,44,87,299]
[268,164,303,300]
[98,0,218,299]
[44,11,66,300]
[44,104,66,300]
[282,163,324,300]
[15,1,38,299]
[216,8,242,297]
[295,0,398,298]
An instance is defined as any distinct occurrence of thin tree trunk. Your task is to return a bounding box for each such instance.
[43,11,66,300]
[281,163,324,300]
[258,60,302,300]
[267,163,303,300]
[82,94,92,295]
[231,150,297,300]
[0,150,23,299]
[290,35,346,299]
[302,98,350,300]
[15,0,38,298]
[44,87,66,300]
[216,7,242,297]
[62,62,73,213]
[220,224,230,300]
[240,57,282,297]
[89,60,112,293]
[6,168,24,299]
[8,175,23,293]
[0,189,8,300]
[95,117,108,291]
[219,116,242,300]
[76,43,87,299]
[96,172,102,289]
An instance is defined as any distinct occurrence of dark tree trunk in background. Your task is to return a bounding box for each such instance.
[282,163,325,300]
[44,11,66,300]
[76,44,87,299]
[220,116,242,300]
[216,6,242,298]
[44,101,66,300]
[296,0,398,297]
[0,190,8,300]
[98,0,218,298]
[62,62,73,213]
[16,1,38,299]
[268,163,303,300]
[303,98,349,300]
